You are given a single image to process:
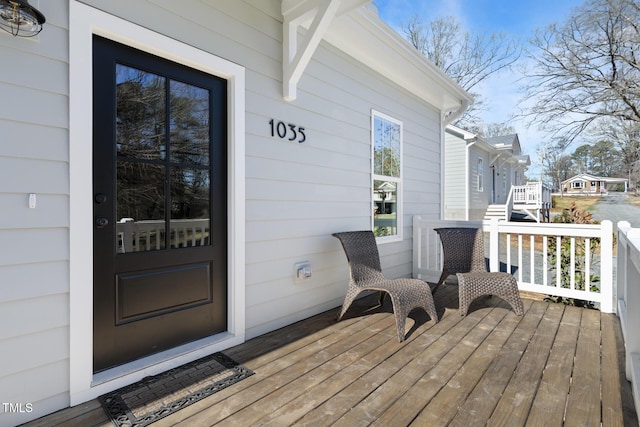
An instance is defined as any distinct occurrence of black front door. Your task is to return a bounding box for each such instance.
[92,36,228,373]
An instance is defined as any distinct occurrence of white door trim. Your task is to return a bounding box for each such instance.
[68,0,246,405]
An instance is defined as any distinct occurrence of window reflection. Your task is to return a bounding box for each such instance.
[372,111,402,239]
[170,80,210,165]
[116,162,166,252]
[116,65,166,159]
[373,180,397,237]
[373,116,400,177]
[170,167,211,248]
[114,64,213,254]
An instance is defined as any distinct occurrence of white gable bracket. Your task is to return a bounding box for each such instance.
[282,0,369,101]
[491,155,508,169]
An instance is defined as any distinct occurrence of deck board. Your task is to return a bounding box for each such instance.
[525,305,581,426]
[405,300,527,426]
[564,308,603,425]
[488,301,565,425]
[333,307,506,426]
[601,312,625,426]
[446,299,549,426]
[22,285,637,427]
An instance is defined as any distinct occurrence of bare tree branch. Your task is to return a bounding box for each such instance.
[521,0,640,142]
[403,15,521,126]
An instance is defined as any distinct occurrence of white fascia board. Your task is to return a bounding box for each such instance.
[282,0,369,19]
[321,6,472,113]
[446,124,476,141]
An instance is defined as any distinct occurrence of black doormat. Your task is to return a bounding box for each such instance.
[98,352,254,427]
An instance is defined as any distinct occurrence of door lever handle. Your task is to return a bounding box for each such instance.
[95,217,109,228]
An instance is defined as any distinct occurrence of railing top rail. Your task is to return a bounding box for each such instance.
[488,220,612,238]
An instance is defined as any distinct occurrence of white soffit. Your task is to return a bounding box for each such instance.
[281,0,472,113]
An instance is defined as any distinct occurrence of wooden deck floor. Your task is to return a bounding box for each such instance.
[25,285,637,426]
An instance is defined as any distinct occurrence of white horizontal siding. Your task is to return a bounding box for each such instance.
[0,194,68,229]
[0,1,71,424]
[0,326,68,377]
[0,360,69,427]
[0,229,68,266]
[243,36,441,336]
[0,261,68,302]
[444,132,467,220]
[0,120,68,161]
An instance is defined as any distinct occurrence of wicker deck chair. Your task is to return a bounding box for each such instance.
[434,227,524,317]
[332,230,438,342]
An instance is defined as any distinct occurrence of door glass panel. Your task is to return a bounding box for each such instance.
[170,80,210,165]
[116,64,166,160]
[116,161,166,253]
[114,66,213,254]
[170,167,211,248]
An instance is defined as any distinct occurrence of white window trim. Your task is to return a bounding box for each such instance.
[371,109,403,243]
[69,1,245,405]
[477,158,484,192]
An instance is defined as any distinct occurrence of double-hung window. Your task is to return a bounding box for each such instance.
[372,110,402,241]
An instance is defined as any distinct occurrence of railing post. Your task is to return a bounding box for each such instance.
[600,220,614,313]
[623,226,640,410]
[488,217,500,272]
[617,221,631,309]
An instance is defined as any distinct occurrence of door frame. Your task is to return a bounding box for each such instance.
[69,1,245,405]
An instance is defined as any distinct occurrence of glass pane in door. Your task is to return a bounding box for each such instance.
[116,161,166,253]
[169,80,210,165]
[116,65,166,159]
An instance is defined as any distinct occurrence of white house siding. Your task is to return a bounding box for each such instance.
[242,16,442,338]
[468,147,492,220]
[0,1,72,425]
[0,1,446,424]
[443,131,467,220]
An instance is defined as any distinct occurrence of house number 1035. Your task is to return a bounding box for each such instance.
[269,119,306,143]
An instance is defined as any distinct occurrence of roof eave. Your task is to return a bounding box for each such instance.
[322,6,472,113]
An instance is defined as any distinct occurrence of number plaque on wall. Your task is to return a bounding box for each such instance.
[269,119,306,143]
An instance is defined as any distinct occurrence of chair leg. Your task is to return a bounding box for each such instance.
[432,270,449,294]
[504,294,525,316]
[456,273,524,317]
[377,291,386,307]
[337,285,360,321]
[387,281,439,342]
[393,312,407,342]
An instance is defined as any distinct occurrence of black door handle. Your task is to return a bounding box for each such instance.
[95,217,109,228]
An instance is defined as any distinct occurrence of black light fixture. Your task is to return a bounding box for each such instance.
[0,0,45,37]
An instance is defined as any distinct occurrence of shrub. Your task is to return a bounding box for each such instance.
[547,202,599,308]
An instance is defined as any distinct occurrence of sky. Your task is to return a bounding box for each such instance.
[372,0,586,176]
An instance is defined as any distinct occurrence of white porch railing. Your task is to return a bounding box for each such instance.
[512,181,552,207]
[412,216,640,414]
[616,221,640,415]
[116,218,210,253]
[505,181,553,222]
[412,216,614,312]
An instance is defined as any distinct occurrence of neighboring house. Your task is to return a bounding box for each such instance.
[443,125,530,221]
[561,173,629,195]
[0,1,472,425]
